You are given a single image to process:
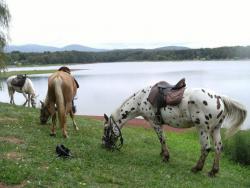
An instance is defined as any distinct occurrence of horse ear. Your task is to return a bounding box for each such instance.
[104,114,109,122]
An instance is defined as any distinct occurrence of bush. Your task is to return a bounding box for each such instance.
[224,130,250,165]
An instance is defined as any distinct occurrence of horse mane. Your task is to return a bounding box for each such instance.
[58,66,71,74]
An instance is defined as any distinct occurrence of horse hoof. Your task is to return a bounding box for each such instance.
[63,134,68,139]
[191,167,200,173]
[50,133,56,137]
[208,171,216,177]
[162,156,169,162]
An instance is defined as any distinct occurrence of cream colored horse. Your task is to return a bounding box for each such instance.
[6,75,37,108]
[40,68,78,138]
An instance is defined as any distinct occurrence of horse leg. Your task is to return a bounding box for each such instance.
[27,94,31,107]
[208,127,222,177]
[70,111,79,131]
[50,113,57,136]
[191,127,211,173]
[8,88,15,104]
[22,93,28,106]
[149,120,169,162]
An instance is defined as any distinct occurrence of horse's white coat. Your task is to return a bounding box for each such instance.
[6,75,37,107]
[104,85,247,176]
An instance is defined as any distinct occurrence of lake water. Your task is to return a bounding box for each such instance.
[0,60,249,129]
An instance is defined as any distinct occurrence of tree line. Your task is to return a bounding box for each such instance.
[5,46,250,65]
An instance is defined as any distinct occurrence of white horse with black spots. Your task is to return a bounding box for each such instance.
[102,85,247,177]
[6,75,37,108]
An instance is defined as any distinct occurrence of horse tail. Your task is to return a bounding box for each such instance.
[54,77,65,128]
[221,96,247,138]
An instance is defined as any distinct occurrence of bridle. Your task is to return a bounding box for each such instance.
[103,115,123,150]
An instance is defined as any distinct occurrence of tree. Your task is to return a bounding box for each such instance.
[0,0,10,70]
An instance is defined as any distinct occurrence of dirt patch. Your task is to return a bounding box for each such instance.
[0,181,26,188]
[5,152,22,161]
[0,117,18,124]
[80,115,189,133]
[0,136,24,144]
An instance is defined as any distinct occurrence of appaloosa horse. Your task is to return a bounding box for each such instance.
[40,67,79,138]
[6,75,37,108]
[102,80,247,177]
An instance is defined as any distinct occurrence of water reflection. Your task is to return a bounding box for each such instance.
[1,61,249,129]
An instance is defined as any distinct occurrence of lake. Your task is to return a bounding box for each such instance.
[0,60,249,129]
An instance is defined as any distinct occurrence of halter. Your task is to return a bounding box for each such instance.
[103,115,123,150]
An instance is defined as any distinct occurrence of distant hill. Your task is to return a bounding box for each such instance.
[5,44,106,53]
[155,46,190,51]
[5,44,190,53]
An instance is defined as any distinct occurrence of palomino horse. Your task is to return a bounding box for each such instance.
[6,75,37,108]
[102,80,247,177]
[40,67,79,138]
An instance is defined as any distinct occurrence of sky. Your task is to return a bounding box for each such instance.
[6,0,250,49]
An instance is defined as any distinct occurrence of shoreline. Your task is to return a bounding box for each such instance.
[79,115,189,133]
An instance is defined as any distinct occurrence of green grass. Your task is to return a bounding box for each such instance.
[0,102,250,187]
[0,70,56,78]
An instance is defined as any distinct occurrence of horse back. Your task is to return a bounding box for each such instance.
[48,71,77,102]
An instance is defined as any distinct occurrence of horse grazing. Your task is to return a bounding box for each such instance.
[6,75,37,108]
[102,79,247,177]
[40,67,79,138]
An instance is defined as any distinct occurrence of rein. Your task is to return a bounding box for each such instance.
[104,115,123,150]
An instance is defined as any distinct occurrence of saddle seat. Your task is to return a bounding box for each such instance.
[148,78,186,108]
[11,74,27,88]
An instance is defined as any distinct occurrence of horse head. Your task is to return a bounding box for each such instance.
[40,101,51,124]
[102,113,123,150]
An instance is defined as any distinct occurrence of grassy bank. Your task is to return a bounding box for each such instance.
[0,102,250,187]
[0,70,56,78]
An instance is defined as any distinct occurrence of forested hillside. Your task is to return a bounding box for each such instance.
[6,46,250,65]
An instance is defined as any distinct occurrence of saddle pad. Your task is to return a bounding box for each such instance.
[11,75,27,88]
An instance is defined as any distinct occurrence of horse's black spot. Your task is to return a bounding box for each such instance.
[195,118,200,124]
[188,101,195,104]
[144,101,147,105]
[207,126,210,130]
[137,103,141,106]
[203,101,208,106]
[205,121,208,125]
[201,131,203,135]
[207,93,213,99]
[142,108,144,110]
[118,120,122,124]
[149,107,151,110]
[209,114,212,118]
[219,118,223,124]
[217,110,223,119]
[131,107,135,111]
[216,96,221,109]
[206,136,209,140]
[168,107,172,110]
[206,148,211,152]
[133,93,136,97]
[202,89,206,93]
[196,111,200,114]
[142,89,146,93]
[205,115,209,120]
[121,109,123,112]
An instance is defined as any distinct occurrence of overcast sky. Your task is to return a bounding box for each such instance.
[6,0,250,49]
